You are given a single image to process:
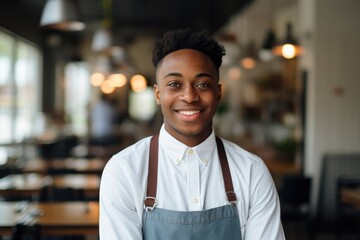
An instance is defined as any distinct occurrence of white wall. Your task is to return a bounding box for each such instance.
[220,0,360,214]
[300,0,360,211]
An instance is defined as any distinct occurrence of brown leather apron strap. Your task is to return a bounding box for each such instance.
[144,134,159,210]
[144,134,237,210]
[216,136,237,204]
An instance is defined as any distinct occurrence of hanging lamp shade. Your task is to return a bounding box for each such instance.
[40,0,85,31]
[259,29,277,61]
[91,0,114,53]
[273,23,303,59]
[241,41,258,69]
[91,26,112,53]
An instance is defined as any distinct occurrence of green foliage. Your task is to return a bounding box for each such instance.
[273,138,297,162]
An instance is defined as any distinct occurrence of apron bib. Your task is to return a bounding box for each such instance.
[142,134,241,240]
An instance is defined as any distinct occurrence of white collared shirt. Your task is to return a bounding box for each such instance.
[100,125,285,239]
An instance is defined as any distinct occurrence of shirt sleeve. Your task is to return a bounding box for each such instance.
[243,161,285,240]
[99,157,143,240]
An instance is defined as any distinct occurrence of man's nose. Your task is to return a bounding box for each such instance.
[180,86,199,103]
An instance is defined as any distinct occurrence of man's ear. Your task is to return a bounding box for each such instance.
[217,84,222,103]
[154,84,161,105]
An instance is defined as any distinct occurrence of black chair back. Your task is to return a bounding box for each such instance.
[11,223,41,240]
[280,174,312,221]
[39,186,84,202]
[317,153,360,222]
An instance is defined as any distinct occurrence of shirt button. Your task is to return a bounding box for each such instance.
[201,158,208,164]
[192,197,199,204]
[187,149,194,155]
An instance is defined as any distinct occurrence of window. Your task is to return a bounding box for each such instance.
[64,62,91,137]
[129,87,156,122]
[0,28,42,144]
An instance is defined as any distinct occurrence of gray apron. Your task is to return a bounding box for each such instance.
[142,135,242,240]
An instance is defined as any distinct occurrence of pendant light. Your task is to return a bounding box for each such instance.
[40,0,85,31]
[259,0,277,61]
[260,29,277,61]
[272,23,303,59]
[241,41,257,69]
[91,0,113,53]
[92,27,112,53]
[240,5,258,70]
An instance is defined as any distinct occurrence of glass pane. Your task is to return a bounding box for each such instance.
[0,29,42,144]
[129,87,156,122]
[0,32,14,144]
[14,42,41,142]
[65,62,91,136]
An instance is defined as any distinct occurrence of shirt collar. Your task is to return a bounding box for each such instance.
[158,124,217,166]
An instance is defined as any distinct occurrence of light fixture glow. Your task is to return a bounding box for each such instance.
[100,79,115,94]
[90,73,105,86]
[282,44,296,59]
[108,73,127,88]
[272,23,303,59]
[241,58,256,69]
[130,75,147,93]
[227,66,242,80]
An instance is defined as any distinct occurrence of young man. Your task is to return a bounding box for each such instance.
[100,28,285,239]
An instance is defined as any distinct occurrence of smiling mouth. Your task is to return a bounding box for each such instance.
[177,110,201,116]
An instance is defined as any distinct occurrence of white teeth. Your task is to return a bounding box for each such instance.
[178,110,200,116]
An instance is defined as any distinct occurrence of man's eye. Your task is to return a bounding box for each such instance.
[196,82,210,88]
[168,82,180,88]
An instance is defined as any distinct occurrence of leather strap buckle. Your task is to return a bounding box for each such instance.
[226,191,237,207]
[144,197,157,213]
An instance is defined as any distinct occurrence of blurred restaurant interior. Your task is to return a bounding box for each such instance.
[0,0,360,239]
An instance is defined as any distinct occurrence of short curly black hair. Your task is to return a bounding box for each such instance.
[152,28,226,69]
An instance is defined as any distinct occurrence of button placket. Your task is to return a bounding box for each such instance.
[187,148,201,211]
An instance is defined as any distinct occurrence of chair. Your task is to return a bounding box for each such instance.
[11,223,41,240]
[309,153,360,239]
[46,168,77,175]
[279,174,312,239]
[39,186,84,202]
[39,135,78,159]
[280,174,312,221]
[37,186,86,240]
[336,177,360,239]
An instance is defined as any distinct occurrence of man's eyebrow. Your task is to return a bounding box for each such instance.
[196,72,214,79]
[163,72,214,79]
[164,72,182,78]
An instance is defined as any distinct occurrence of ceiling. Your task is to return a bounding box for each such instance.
[11,0,253,39]
[4,0,254,78]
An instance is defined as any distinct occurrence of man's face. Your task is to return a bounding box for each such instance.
[154,49,221,146]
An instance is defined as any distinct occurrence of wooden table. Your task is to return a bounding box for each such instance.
[0,173,100,199]
[21,158,106,174]
[341,189,360,210]
[0,173,48,197]
[51,174,100,198]
[0,201,99,236]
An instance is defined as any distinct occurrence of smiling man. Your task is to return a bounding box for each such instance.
[154,48,221,147]
[100,28,285,240]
